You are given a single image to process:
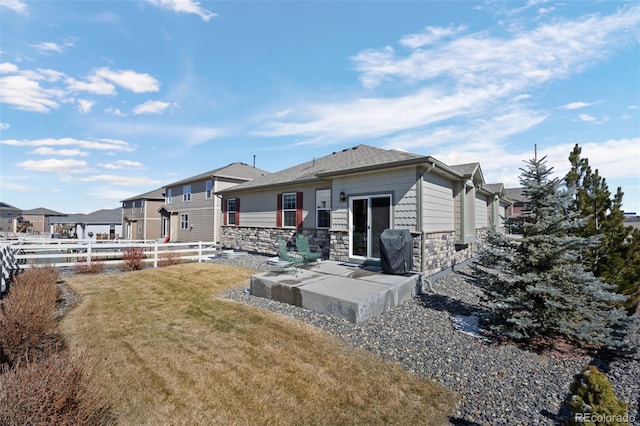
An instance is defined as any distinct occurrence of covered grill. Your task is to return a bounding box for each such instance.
[379,229,413,275]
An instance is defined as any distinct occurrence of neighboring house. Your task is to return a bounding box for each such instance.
[159,162,268,243]
[481,183,510,233]
[19,207,66,234]
[121,189,165,240]
[504,187,527,219]
[0,202,21,234]
[217,144,510,277]
[50,208,123,240]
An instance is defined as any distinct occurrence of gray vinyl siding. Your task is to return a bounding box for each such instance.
[227,183,328,229]
[169,177,250,242]
[175,207,214,242]
[331,167,417,232]
[475,194,488,228]
[454,182,462,238]
[422,172,455,232]
[143,200,164,239]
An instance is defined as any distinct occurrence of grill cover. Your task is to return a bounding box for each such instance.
[380,229,413,275]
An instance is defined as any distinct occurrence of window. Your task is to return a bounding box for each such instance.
[180,214,189,230]
[140,200,145,212]
[206,180,213,199]
[282,193,297,227]
[183,185,191,202]
[167,188,172,204]
[227,198,237,225]
[316,189,331,228]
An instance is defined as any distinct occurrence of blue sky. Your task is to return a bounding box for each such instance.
[1,0,639,214]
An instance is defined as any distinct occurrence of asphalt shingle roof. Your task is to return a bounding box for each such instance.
[218,145,428,193]
[50,208,122,224]
[166,162,269,187]
[21,207,66,216]
[504,187,527,202]
[121,188,165,202]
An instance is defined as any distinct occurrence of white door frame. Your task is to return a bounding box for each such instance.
[348,194,392,260]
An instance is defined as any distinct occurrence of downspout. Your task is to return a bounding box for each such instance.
[213,176,218,244]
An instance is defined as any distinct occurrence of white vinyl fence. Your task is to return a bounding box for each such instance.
[2,238,222,271]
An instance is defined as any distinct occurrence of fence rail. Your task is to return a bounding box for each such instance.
[4,239,222,270]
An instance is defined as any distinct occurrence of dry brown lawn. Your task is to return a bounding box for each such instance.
[60,263,456,425]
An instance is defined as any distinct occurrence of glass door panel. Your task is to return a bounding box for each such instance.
[352,198,368,257]
[370,197,391,259]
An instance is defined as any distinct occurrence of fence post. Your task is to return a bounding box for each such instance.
[154,241,158,268]
[198,241,202,263]
[87,239,92,266]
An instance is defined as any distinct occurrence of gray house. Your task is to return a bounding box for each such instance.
[121,188,165,240]
[0,202,21,234]
[217,144,509,277]
[159,162,268,243]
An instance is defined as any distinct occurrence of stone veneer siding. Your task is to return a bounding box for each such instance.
[222,226,331,259]
[222,225,489,278]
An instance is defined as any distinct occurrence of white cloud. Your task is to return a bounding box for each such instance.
[628,105,638,110]
[0,62,19,73]
[386,108,548,151]
[145,0,216,22]
[260,5,640,146]
[560,101,601,110]
[578,113,596,122]
[87,187,140,202]
[0,0,28,14]
[1,182,34,191]
[133,99,170,114]
[0,122,9,130]
[66,68,159,95]
[98,160,144,169]
[275,108,293,118]
[94,67,160,93]
[79,174,162,186]
[67,75,116,95]
[92,121,225,146]
[104,107,126,116]
[353,5,640,90]
[27,147,89,156]
[77,99,94,114]
[28,41,74,55]
[399,25,467,49]
[2,137,135,152]
[0,74,65,112]
[17,158,89,173]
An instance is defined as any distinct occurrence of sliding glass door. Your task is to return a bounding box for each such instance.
[349,195,391,259]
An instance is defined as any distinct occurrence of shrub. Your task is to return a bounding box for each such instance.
[0,352,112,426]
[121,247,145,271]
[567,365,629,425]
[0,267,61,366]
[158,250,182,267]
[73,259,105,275]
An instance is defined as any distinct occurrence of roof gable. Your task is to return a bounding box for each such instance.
[165,162,269,188]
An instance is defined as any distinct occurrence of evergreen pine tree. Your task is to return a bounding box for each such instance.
[565,144,640,312]
[477,151,629,348]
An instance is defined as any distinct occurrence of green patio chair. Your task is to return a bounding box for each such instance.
[277,238,305,274]
[295,234,322,263]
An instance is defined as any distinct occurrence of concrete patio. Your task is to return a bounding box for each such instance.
[250,260,420,323]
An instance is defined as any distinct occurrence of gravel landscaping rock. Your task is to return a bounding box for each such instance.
[214,254,640,425]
